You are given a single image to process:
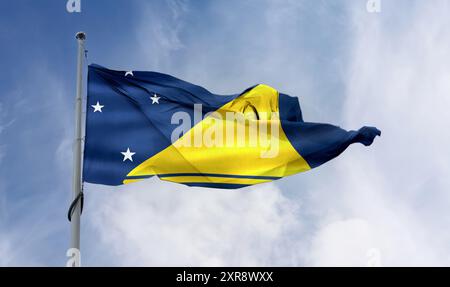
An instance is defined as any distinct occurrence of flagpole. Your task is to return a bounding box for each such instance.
[68,31,86,267]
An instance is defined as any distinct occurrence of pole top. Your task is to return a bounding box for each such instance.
[75,32,86,41]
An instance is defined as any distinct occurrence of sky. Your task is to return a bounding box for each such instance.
[0,0,449,266]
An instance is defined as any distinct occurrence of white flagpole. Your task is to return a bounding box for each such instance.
[68,31,86,267]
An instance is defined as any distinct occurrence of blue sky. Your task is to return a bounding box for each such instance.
[1,0,450,266]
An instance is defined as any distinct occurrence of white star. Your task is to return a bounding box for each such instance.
[91,101,104,112]
[150,94,161,104]
[125,71,134,77]
[121,148,136,162]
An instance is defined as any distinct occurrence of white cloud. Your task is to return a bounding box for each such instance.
[306,0,450,266]
[134,0,187,70]
[86,180,303,266]
[308,218,377,266]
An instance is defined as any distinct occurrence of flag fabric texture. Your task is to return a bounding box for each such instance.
[83,64,380,189]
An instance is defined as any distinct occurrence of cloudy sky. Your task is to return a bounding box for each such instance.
[1,0,449,266]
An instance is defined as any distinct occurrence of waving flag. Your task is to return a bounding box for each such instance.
[83,64,380,189]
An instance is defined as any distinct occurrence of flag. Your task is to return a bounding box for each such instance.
[83,64,380,189]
